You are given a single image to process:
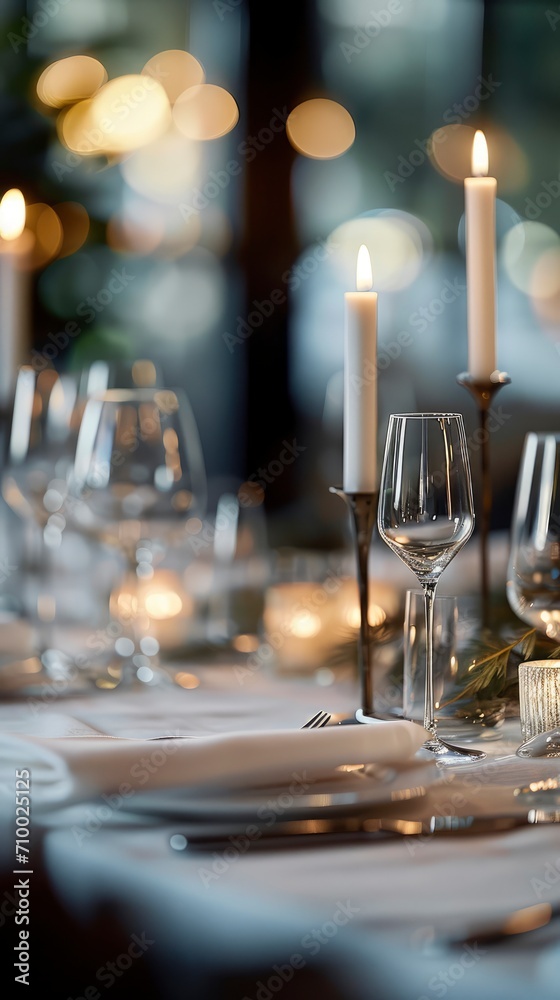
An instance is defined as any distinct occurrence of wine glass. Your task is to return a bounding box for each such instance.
[1,365,87,683]
[377,413,484,761]
[507,432,560,641]
[67,387,207,686]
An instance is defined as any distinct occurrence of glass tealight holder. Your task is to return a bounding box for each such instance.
[518,660,560,741]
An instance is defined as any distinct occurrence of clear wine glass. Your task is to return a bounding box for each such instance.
[507,432,560,641]
[1,365,86,683]
[377,413,484,761]
[67,387,207,686]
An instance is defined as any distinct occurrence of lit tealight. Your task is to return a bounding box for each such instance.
[289,610,322,639]
[232,634,260,653]
[174,672,200,689]
[145,591,183,620]
[346,604,386,629]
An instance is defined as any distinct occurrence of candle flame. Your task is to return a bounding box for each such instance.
[356,244,373,291]
[471,130,488,178]
[0,188,25,240]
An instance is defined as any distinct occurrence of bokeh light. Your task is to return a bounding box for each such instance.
[23,203,63,270]
[429,124,475,183]
[37,55,107,109]
[142,50,205,104]
[106,211,165,256]
[173,84,239,140]
[120,130,200,203]
[286,99,355,159]
[430,122,528,192]
[329,209,432,290]
[59,75,171,156]
[500,221,560,294]
[58,99,100,156]
[530,247,560,326]
[53,202,90,258]
[480,123,529,193]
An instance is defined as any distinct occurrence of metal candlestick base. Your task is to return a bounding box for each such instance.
[329,486,396,723]
[456,370,512,629]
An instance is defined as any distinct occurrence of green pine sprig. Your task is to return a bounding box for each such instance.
[440,627,537,707]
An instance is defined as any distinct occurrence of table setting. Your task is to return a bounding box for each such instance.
[2,5,560,999]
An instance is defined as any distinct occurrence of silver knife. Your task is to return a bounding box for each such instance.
[175,808,560,851]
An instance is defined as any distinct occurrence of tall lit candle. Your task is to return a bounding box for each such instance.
[0,189,29,408]
[464,130,497,380]
[343,244,377,493]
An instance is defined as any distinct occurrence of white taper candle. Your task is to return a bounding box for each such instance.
[464,130,497,380]
[0,189,29,408]
[343,244,377,493]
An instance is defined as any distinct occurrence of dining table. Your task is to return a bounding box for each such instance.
[0,632,559,1000]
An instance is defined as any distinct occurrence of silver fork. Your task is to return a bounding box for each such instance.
[301,711,331,729]
[67,710,334,741]
[141,711,332,740]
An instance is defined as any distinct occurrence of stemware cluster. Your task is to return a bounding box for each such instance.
[0,362,207,689]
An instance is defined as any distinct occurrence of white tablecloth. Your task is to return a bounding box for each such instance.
[0,661,559,1000]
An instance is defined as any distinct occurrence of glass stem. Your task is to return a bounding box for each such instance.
[116,555,161,685]
[423,581,437,736]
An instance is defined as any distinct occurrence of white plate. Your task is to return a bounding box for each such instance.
[128,759,439,822]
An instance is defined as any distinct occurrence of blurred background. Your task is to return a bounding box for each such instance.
[1,0,560,612]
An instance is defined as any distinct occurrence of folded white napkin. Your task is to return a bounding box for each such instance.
[13,718,428,808]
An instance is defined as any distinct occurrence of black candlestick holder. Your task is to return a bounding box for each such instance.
[330,486,394,723]
[456,370,512,630]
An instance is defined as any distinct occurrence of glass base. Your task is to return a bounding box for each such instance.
[404,697,507,743]
[420,734,486,763]
[435,719,504,743]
